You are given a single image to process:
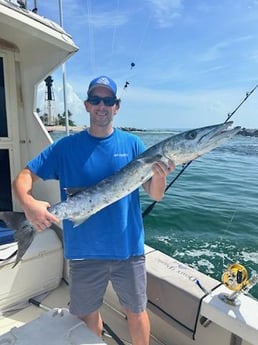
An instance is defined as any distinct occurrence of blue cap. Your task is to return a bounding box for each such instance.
[87,76,117,96]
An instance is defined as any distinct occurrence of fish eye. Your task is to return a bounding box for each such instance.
[186,130,197,140]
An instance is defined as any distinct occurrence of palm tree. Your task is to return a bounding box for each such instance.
[56,110,76,126]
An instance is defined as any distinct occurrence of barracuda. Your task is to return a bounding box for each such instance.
[0,122,241,267]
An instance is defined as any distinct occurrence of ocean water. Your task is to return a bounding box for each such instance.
[140,131,258,300]
[51,129,258,300]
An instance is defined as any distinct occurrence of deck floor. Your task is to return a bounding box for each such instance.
[0,280,163,345]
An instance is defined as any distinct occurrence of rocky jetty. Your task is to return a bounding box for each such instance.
[120,127,146,132]
[237,128,258,137]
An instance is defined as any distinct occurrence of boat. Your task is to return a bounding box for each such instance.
[0,1,257,344]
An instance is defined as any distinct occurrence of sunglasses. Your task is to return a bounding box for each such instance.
[87,96,117,106]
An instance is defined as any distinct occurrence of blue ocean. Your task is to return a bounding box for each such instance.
[51,130,258,300]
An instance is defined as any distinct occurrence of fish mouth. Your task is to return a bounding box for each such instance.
[199,121,241,144]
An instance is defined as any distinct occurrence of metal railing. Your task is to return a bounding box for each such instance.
[5,1,38,12]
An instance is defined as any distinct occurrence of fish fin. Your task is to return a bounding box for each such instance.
[72,217,89,228]
[12,225,35,268]
[0,211,36,268]
[0,211,27,230]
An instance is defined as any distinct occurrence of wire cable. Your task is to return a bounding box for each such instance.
[86,0,95,74]
[120,12,152,98]
[110,0,120,69]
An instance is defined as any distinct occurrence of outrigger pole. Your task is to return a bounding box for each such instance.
[142,82,258,218]
[58,0,69,136]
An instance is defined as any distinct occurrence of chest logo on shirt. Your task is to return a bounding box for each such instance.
[113,153,128,157]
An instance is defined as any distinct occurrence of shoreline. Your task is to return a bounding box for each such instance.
[45,125,146,133]
[46,125,87,133]
[45,125,258,136]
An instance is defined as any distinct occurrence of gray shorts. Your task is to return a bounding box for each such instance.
[69,256,147,316]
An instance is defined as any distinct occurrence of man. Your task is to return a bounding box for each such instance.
[13,76,174,345]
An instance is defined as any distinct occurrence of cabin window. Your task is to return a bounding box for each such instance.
[0,57,8,137]
[0,150,12,211]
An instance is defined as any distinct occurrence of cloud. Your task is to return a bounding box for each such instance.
[115,84,258,129]
[85,13,128,29]
[147,0,183,27]
[36,79,85,125]
[198,36,253,62]
[34,1,258,129]
[36,75,258,130]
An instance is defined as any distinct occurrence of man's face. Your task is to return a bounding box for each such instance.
[85,86,119,128]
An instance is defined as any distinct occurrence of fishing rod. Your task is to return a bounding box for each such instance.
[142,82,258,218]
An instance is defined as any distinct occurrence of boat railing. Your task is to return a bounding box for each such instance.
[4,0,38,13]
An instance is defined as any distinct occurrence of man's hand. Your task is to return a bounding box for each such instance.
[151,160,175,178]
[23,199,60,231]
[143,160,175,201]
[13,167,60,231]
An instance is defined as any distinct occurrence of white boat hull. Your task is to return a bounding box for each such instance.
[0,231,257,345]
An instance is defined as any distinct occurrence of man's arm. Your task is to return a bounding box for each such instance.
[13,168,59,230]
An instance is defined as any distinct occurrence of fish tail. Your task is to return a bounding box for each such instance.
[0,211,36,268]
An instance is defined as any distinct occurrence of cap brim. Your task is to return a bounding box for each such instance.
[88,84,116,96]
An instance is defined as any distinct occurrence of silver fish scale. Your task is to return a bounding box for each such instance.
[49,158,156,224]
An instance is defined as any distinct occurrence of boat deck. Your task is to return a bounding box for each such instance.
[0,281,163,345]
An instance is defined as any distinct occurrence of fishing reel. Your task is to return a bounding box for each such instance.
[219,263,258,306]
[222,263,248,292]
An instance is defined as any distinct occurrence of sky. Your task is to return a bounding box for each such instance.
[28,0,258,129]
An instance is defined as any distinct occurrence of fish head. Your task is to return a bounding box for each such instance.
[163,122,241,165]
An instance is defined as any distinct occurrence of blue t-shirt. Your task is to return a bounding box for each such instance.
[27,128,146,260]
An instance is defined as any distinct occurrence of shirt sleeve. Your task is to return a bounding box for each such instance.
[27,141,61,180]
[136,135,146,155]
